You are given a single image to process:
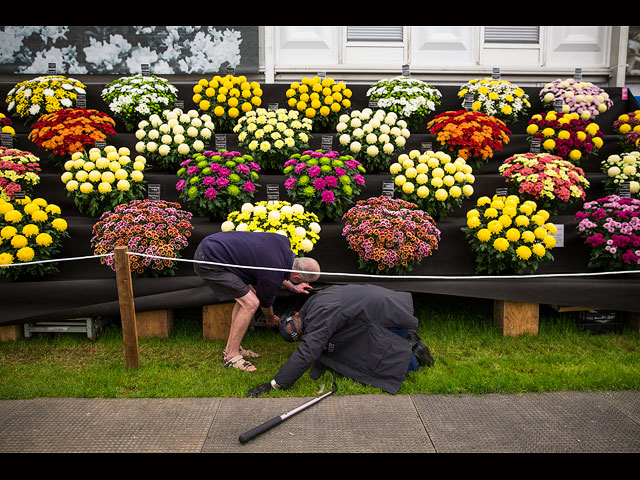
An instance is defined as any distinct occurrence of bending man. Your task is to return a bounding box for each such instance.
[247,284,434,396]
[194,231,320,372]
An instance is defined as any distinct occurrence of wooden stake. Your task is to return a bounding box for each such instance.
[114,246,140,369]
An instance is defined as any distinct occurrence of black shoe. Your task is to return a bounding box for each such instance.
[412,340,435,368]
[406,329,421,347]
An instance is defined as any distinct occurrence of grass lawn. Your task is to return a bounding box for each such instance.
[1,293,638,399]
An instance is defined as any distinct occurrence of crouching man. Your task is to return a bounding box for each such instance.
[247,283,434,397]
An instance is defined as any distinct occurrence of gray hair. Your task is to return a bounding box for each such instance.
[293,257,321,283]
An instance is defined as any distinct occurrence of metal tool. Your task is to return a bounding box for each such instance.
[238,381,338,444]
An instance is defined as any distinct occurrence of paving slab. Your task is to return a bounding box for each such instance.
[204,394,434,453]
[0,398,220,453]
[411,391,640,453]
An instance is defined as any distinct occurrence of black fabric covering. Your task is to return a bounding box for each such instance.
[1,80,639,326]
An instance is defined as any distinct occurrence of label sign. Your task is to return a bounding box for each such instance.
[321,135,333,151]
[147,184,161,200]
[267,184,279,202]
[552,224,564,248]
[382,181,394,197]
[215,134,226,150]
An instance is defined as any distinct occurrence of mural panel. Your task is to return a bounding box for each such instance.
[0,26,259,75]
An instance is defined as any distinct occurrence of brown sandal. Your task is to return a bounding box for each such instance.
[223,347,261,359]
[223,355,256,371]
[240,346,261,359]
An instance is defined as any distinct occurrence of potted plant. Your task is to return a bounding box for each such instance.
[0,196,70,280]
[176,150,261,220]
[575,195,640,270]
[458,77,531,123]
[389,149,475,220]
[91,199,194,277]
[221,201,321,256]
[60,145,147,217]
[283,149,366,222]
[336,108,410,173]
[134,108,214,171]
[341,196,440,275]
[461,194,558,274]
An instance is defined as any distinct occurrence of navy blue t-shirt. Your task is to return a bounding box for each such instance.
[198,231,294,308]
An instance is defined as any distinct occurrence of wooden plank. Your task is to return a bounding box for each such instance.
[114,246,140,369]
[136,310,174,338]
[202,303,235,341]
[493,299,539,336]
[550,305,603,313]
[0,324,22,342]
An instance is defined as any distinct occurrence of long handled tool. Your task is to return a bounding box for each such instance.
[238,381,338,444]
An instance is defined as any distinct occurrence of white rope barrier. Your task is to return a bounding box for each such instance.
[129,251,640,281]
[1,251,638,280]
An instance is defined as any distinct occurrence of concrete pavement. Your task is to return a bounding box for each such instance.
[0,390,639,453]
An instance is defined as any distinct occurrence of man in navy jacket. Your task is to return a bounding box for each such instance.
[247,284,434,395]
[194,231,320,371]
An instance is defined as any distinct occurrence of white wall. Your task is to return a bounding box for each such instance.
[262,26,626,87]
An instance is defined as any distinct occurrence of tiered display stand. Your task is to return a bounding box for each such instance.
[1,77,639,340]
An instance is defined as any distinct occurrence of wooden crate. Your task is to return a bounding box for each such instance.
[493,299,539,336]
[202,303,235,341]
[136,309,174,338]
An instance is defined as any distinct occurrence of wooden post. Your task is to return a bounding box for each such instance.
[114,246,140,369]
[494,299,539,336]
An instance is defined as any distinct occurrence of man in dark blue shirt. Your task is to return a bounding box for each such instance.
[194,231,320,372]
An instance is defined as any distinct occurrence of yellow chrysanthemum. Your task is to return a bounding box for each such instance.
[16,246,35,262]
[477,228,492,242]
[493,237,509,252]
[516,245,532,260]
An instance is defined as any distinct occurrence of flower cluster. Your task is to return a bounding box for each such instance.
[499,152,590,214]
[91,199,193,277]
[575,195,640,270]
[458,78,531,123]
[539,78,613,119]
[283,149,366,222]
[286,76,352,131]
[390,149,475,220]
[526,111,603,163]
[101,74,179,131]
[0,147,41,201]
[233,108,313,171]
[176,150,261,219]
[426,110,511,167]
[612,111,640,152]
[336,108,410,172]
[342,196,440,275]
[0,113,15,136]
[27,108,117,158]
[5,75,87,124]
[61,145,147,217]
[601,151,640,198]
[192,75,263,132]
[366,76,442,130]
[462,194,557,274]
[134,108,214,170]
[0,196,69,280]
[222,201,321,255]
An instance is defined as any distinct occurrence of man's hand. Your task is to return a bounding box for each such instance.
[294,282,313,294]
[247,382,273,397]
[265,314,280,327]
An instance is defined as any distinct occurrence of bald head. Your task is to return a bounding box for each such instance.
[292,257,320,283]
